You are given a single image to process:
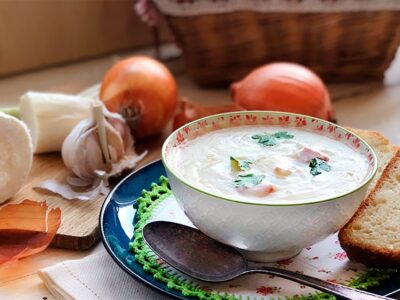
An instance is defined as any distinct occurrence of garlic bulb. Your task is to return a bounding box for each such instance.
[61,106,125,179]
[35,103,146,201]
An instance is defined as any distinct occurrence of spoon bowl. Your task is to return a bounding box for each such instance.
[143,220,246,282]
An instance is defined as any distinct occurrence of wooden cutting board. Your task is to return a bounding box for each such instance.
[6,138,163,250]
[3,85,167,250]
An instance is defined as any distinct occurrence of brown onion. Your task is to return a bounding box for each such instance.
[100,56,177,138]
[231,63,335,122]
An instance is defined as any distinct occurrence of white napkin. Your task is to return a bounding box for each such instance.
[38,246,170,300]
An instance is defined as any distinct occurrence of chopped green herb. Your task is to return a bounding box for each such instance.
[234,173,265,188]
[252,131,294,146]
[273,131,294,139]
[251,134,277,146]
[309,158,331,176]
[230,156,254,171]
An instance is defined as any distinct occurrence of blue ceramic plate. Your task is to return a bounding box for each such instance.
[100,160,400,299]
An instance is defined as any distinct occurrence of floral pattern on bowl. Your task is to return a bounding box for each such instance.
[165,111,375,168]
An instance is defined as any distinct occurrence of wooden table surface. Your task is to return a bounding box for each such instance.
[0,45,399,300]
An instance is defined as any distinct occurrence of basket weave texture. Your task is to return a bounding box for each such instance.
[154,1,400,86]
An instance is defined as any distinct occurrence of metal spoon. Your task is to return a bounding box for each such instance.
[143,221,392,300]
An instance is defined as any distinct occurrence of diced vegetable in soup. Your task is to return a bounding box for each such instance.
[169,125,369,204]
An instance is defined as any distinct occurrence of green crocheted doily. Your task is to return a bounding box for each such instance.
[129,176,395,300]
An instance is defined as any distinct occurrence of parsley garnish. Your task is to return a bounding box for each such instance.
[309,158,331,176]
[273,131,294,139]
[252,131,294,146]
[252,134,277,146]
[230,156,254,171]
[234,173,265,188]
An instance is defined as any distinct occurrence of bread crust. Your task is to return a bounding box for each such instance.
[345,127,390,147]
[339,150,400,268]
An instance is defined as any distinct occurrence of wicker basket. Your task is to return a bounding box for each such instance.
[150,0,400,86]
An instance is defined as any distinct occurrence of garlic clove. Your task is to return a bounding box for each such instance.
[104,108,134,151]
[105,121,125,162]
[62,122,102,179]
[83,128,108,175]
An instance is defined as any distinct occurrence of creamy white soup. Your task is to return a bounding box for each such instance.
[169,125,370,204]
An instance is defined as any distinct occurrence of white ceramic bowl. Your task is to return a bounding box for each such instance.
[162,111,377,262]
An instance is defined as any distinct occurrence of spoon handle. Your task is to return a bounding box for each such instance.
[246,266,392,300]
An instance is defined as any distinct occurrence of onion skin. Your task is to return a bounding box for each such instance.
[173,98,244,130]
[0,200,61,264]
[99,56,177,138]
[231,63,335,122]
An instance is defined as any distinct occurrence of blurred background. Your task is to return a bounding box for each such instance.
[1,0,169,104]
[1,0,399,140]
[0,0,171,77]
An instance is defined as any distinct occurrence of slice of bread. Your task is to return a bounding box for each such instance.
[346,128,399,193]
[339,130,400,267]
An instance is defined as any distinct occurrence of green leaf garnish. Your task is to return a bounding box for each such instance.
[309,158,331,176]
[273,131,294,139]
[234,173,265,188]
[251,134,277,146]
[230,156,254,171]
[252,131,294,146]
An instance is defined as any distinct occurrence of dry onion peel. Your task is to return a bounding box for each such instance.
[173,98,244,130]
[0,200,61,265]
